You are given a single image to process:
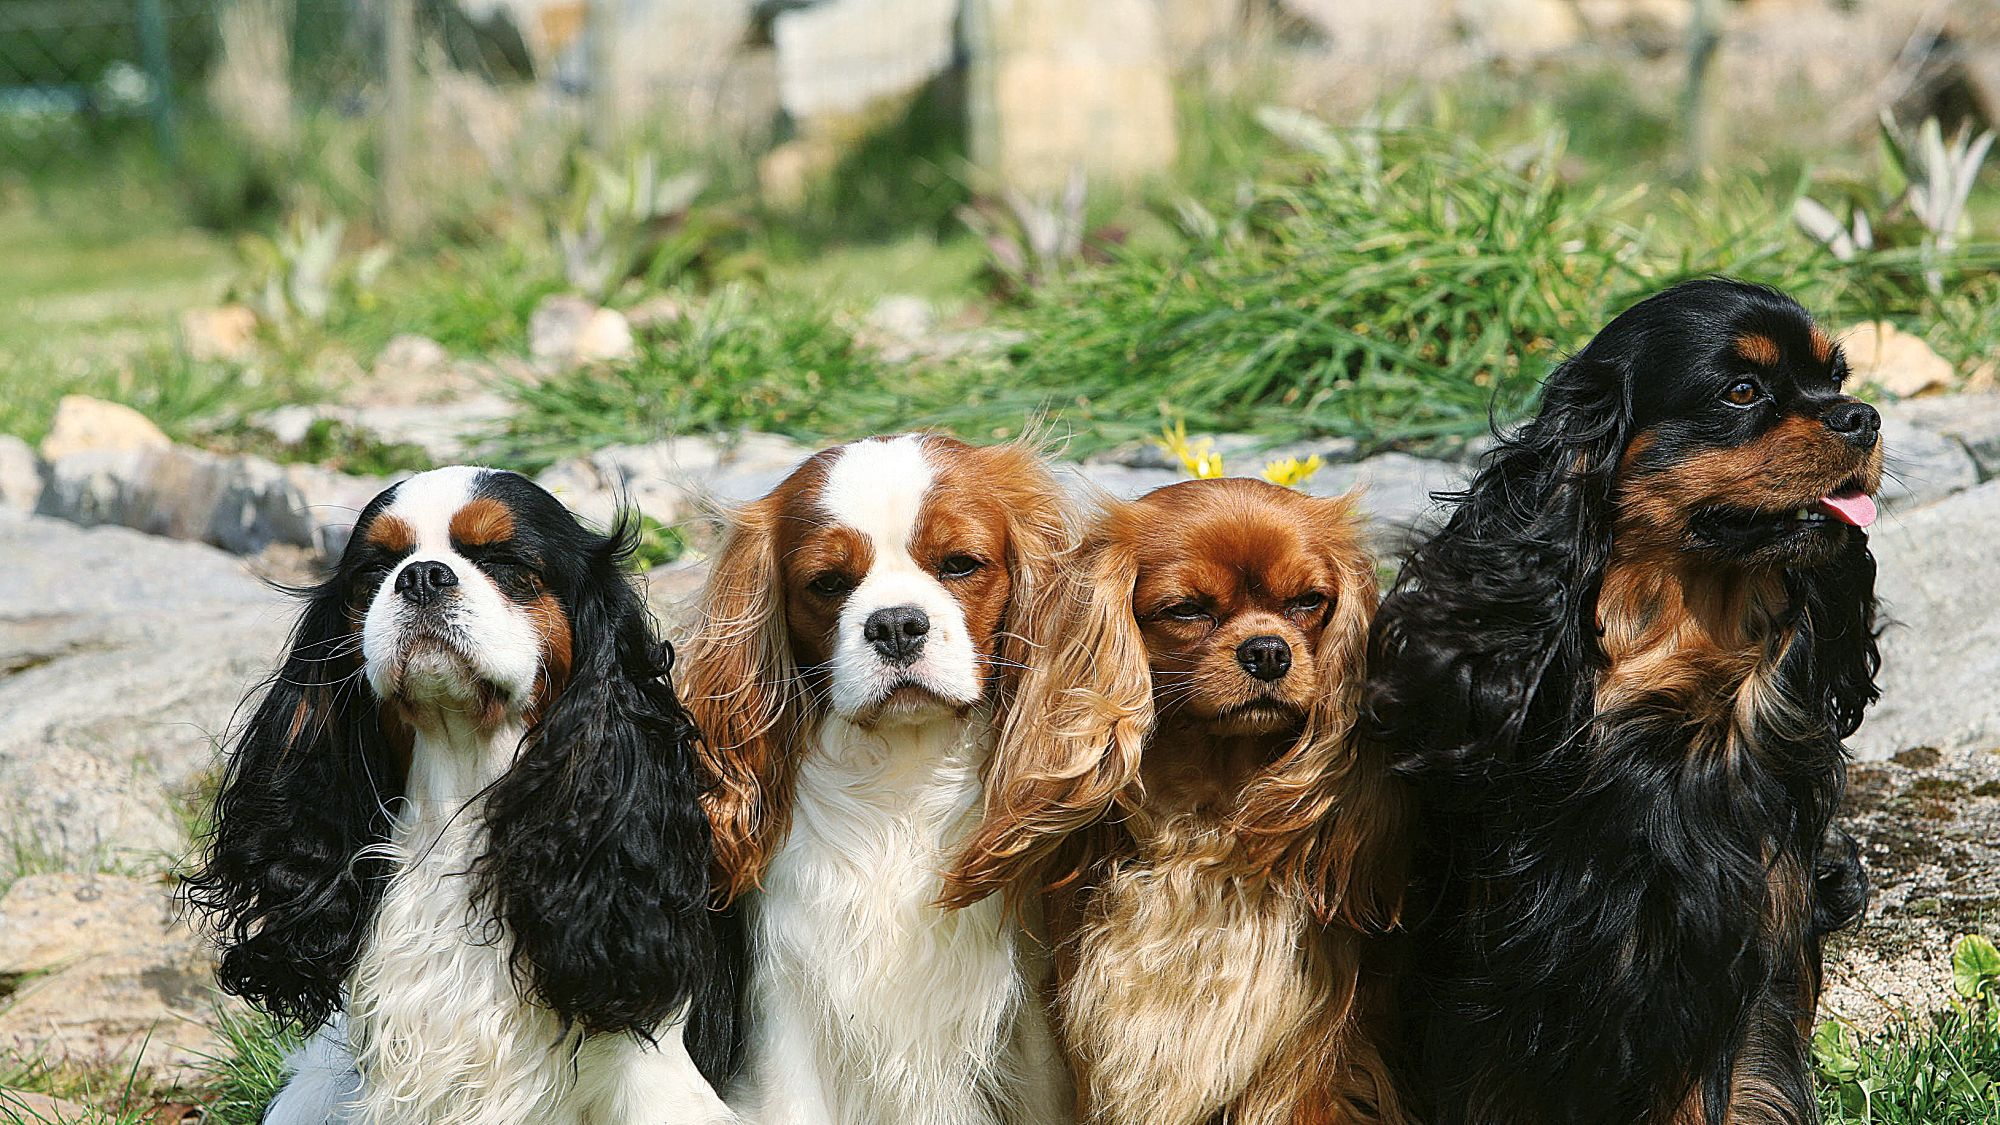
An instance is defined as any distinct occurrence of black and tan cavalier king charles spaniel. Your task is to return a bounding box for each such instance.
[1365,279,1881,1125]
[185,467,738,1125]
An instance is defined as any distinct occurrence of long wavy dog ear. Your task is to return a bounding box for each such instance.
[474,515,738,1077]
[941,523,1153,911]
[184,574,401,1032]
[1365,346,1636,782]
[680,491,808,904]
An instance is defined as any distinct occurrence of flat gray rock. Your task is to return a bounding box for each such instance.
[1850,478,2000,760]
[1307,453,1468,551]
[0,514,288,864]
[1877,394,2000,482]
[1877,411,1980,512]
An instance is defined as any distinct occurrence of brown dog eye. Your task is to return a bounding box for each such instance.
[1725,380,1761,407]
[1162,601,1208,622]
[1289,592,1327,613]
[808,572,853,598]
[938,555,984,579]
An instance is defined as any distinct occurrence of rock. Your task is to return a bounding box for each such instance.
[625,293,688,331]
[867,295,937,344]
[1875,393,2000,482]
[283,463,392,558]
[177,303,259,363]
[967,0,1179,191]
[1457,0,1587,57]
[529,296,635,367]
[0,874,222,1081]
[1840,321,1956,399]
[0,516,286,865]
[343,396,511,463]
[254,403,320,448]
[37,444,384,556]
[1306,453,1468,550]
[38,396,169,462]
[645,560,712,628]
[773,0,957,120]
[1876,409,1979,512]
[372,333,451,382]
[1849,479,2000,760]
[0,435,41,513]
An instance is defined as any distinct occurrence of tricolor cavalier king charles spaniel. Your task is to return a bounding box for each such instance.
[679,434,1074,1125]
[1366,279,1881,1125]
[945,477,1411,1125]
[187,467,739,1125]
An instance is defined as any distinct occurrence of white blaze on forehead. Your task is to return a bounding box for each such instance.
[817,434,934,550]
[382,465,489,545]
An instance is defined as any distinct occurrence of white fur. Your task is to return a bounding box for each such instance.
[729,439,1070,1125]
[266,468,734,1125]
[819,437,983,719]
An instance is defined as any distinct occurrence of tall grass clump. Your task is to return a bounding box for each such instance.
[1816,934,2000,1124]
[982,119,1645,449]
[494,286,921,470]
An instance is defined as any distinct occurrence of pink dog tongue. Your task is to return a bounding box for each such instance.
[1817,492,1877,529]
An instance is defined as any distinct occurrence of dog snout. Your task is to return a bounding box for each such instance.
[394,560,459,607]
[864,605,930,667]
[1235,635,1293,682]
[1822,399,1880,450]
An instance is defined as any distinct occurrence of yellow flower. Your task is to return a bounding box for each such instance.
[1155,420,1226,479]
[1260,454,1323,488]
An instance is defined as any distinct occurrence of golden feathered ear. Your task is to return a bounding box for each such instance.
[681,493,806,904]
[940,519,1152,910]
[964,438,1073,706]
[1234,493,1407,930]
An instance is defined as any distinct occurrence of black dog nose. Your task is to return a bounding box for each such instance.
[394,560,459,606]
[864,605,930,667]
[1823,400,1881,450]
[1236,636,1293,682]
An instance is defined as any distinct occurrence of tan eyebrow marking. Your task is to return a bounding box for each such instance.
[449,497,515,547]
[1809,325,1834,363]
[1734,334,1781,367]
[365,514,416,552]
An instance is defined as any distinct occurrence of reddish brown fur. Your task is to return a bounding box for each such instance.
[944,478,1408,1124]
[682,436,1071,903]
[365,514,416,553]
[1809,325,1834,363]
[525,591,573,724]
[1734,334,1782,367]
[448,497,515,547]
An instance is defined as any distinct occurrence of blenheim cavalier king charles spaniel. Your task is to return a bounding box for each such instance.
[680,434,1074,1125]
[945,477,1411,1125]
[1366,279,1882,1125]
[188,467,739,1125]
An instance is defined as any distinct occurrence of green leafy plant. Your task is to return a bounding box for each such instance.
[555,152,736,301]
[234,213,390,329]
[1816,934,2000,1123]
[957,169,1092,297]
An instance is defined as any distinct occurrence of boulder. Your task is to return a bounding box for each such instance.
[966,0,1179,191]
[773,0,957,120]
[0,516,285,866]
[1877,410,1979,512]
[1840,321,1956,399]
[372,333,451,383]
[529,296,635,367]
[37,444,385,557]
[537,434,813,528]
[0,435,40,513]
[177,304,259,364]
[1876,393,2000,482]
[38,397,169,463]
[0,874,222,1081]
[1849,479,2000,760]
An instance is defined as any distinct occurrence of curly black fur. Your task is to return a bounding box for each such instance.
[1364,279,1880,1125]
[184,471,742,1083]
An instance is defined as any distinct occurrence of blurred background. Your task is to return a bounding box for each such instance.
[2,0,1997,477]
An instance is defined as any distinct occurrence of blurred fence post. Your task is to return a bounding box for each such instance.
[381,0,417,237]
[1679,0,1722,179]
[586,0,616,150]
[135,0,178,168]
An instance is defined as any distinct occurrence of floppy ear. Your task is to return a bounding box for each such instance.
[967,438,1074,705]
[473,517,737,1073]
[1235,495,1404,929]
[1364,351,1634,782]
[941,525,1152,910]
[681,494,807,903]
[182,581,401,1032]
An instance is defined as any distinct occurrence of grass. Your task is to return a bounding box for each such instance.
[1815,934,2000,1123]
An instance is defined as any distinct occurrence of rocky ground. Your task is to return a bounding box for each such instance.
[1,369,1998,1089]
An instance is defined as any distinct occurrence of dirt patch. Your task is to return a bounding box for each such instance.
[1822,743,2000,1029]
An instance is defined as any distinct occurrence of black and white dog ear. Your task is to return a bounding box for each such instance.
[183,582,400,1032]
[475,516,738,1077]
